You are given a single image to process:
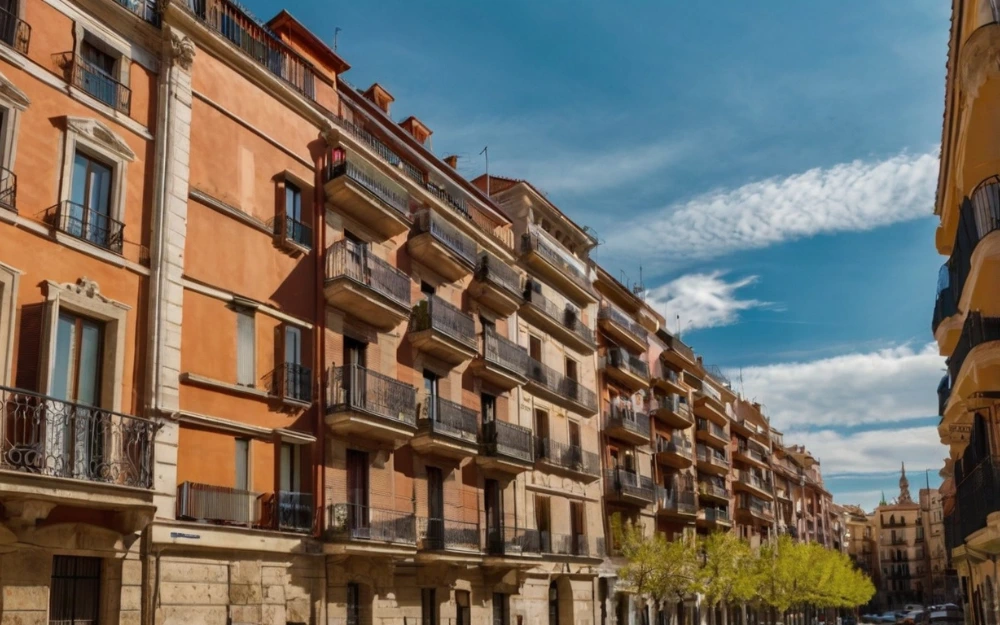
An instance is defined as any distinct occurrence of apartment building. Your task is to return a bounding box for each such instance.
[873,469,927,609]
[919,487,959,606]
[933,2,1000,624]
[731,399,776,548]
[844,505,878,576]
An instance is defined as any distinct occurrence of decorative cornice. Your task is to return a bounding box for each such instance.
[0,69,29,110]
[167,30,195,71]
[65,116,136,162]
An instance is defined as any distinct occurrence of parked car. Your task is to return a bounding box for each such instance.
[901,610,925,625]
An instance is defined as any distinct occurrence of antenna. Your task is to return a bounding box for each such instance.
[632,265,646,298]
[334,27,342,51]
[480,146,489,196]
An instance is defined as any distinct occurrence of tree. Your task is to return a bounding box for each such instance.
[612,514,699,619]
[695,532,758,625]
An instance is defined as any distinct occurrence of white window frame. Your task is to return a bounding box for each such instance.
[234,303,257,387]
[0,69,28,179]
[0,261,21,385]
[38,278,130,412]
[70,24,132,108]
[57,116,135,250]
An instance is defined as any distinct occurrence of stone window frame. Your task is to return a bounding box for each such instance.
[71,23,133,103]
[0,69,28,177]
[56,116,135,249]
[0,261,21,386]
[38,278,130,412]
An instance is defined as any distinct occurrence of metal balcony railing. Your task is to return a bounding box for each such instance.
[736,443,768,464]
[188,0,317,98]
[655,435,692,458]
[702,507,730,524]
[604,468,655,502]
[696,445,728,467]
[326,365,417,427]
[526,357,598,412]
[522,283,596,346]
[278,214,312,249]
[0,165,15,213]
[663,333,695,363]
[698,480,729,500]
[485,526,540,556]
[0,6,29,53]
[948,313,1000,381]
[482,327,529,375]
[942,176,1000,319]
[329,109,424,184]
[177,482,262,526]
[604,401,651,440]
[656,487,697,515]
[321,154,412,219]
[696,418,728,442]
[53,201,125,253]
[417,394,479,445]
[955,457,1000,547]
[69,54,132,115]
[325,240,411,309]
[540,532,592,557]
[736,471,773,493]
[0,385,156,488]
[648,393,690,419]
[326,501,416,544]
[418,516,480,552]
[481,420,533,463]
[738,494,774,519]
[598,301,648,341]
[520,230,594,294]
[604,348,650,379]
[411,295,476,350]
[412,209,478,268]
[534,437,600,476]
[263,491,313,533]
[475,251,522,298]
[269,362,312,403]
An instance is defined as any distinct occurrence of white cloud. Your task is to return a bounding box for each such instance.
[785,426,945,479]
[604,150,939,266]
[646,271,770,332]
[733,343,945,428]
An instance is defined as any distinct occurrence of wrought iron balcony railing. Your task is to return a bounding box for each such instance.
[656,487,697,514]
[948,313,1000,381]
[329,111,424,184]
[476,251,522,297]
[0,6,29,53]
[322,154,412,219]
[417,393,479,445]
[278,214,312,250]
[655,435,692,457]
[485,526,540,556]
[526,357,598,412]
[696,418,728,442]
[0,166,14,212]
[418,516,480,552]
[481,419,533,463]
[663,333,695,363]
[412,209,478,268]
[326,365,417,427]
[598,301,648,341]
[942,176,1000,318]
[263,490,313,533]
[932,263,958,334]
[481,327,529,375]
[522,284,596,347]
[69,54,131,115]
[604,347,650,379]
[698,480,729,500]
[187,0,317,98]
[521,230,594,294]
[938,375,951,417]
[0,385,155,488]
[326,501,416,544]
[604,468,655,502]
[702,507,730,524]
[53,201,125,253]
[534,437,600,476]
[269,362,312,403]
[736,444,769,465]
[325,240,411,309]
[411,295,476,350]
[604,402,651,440]
[955,457,1000,547]
[735,471,773,493]
[540,532,592,557]
[696,445,728,468]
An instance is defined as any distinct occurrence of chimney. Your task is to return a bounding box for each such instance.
[363,83,394,115]
[444,155,459,169]
[400,116,432,146]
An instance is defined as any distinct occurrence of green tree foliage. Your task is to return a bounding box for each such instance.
[611,515,699,605]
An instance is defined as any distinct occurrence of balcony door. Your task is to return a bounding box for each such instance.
[570,501,584,555]
[423,370,439,422]
[485,478,502,548]
[284,326,303,399]
[49,311,104,479]
[80,41,118,109]
[426,466,444,548]
[70,150,113,248]
[343,337,366,409]
[347,449,369,536]
[535,495,550,552]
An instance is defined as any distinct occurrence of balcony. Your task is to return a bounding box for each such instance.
[408,295,477,365]
[648,393,693,428]
[188,0,317,99]
[932,263,961,343]
[656,487,697,518]
[0,6,29,54]
[603,402,651,446]
[325,365,418,443]
[698,507,731,528]
[484,526,541,558]
[176,483,314,533]
[520,229,597,305]
[540,532,601,559]
[470,252,523,316]
[534,437,600,482]
[469,328,529,390]
[520,285,597,353]
[938,375,951,417]
[477,420,534,474]
[697,480,730,503]
[734,443,769,469]
[417,517,481,554]
[411,394,480,459]
[68,54,131,115]
[695,445,729,477]
[275,213,312,252]
[661,334,696,369]
[268,363,312,406]
[604,468,655,506]
[408,210,478,281]
[0,166,15,213]
[525,358,598,415]
[326,502,417,550]
[324,240,412,330]
[694,390,729,426]
[734,471,773,499]
[262,491,314,533]
[947,313,1000,386]
[602,348,650,392]
[322,154,412,238]
[695,418,729,448]
[954,457,1000,549]
[654,435,693,470]
[0,386,155,510]
[651,365,687,396]
[52,201,124,254]
[736,496,775,523]
[598,301,649,353]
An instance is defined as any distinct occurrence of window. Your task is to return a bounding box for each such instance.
[529,335,541,362]
[570,501,585,555]
[493,593,509,625]
[421,588,437,625]
[421,281,436,296]
[423,370,439,421]
[565,357,577,382]
[535,409,549,441]
[52,311,104,406]
[50,556,101,625]
[235,438,249,491]
[480,393,496,424]
[235,306,255,386]
[456,590,470,625]
[79,40,120,109]
[281,325,309,402]
[346,582,362,625]
[535,495,550,551]
[282,182,310,248]
[66,150,117,251]
[426,466,444,548]
[279,442,300,492]
[0,72,28,213]
[568,421,581,449]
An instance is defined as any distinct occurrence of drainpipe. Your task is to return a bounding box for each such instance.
[314,143,327,541]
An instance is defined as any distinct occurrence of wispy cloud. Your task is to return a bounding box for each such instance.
[733,343,945,428]
[785,425,945,478]
[646,271,771,332]
[604,150,939,267]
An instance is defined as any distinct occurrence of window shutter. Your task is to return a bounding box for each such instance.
[14,303,46,392]
[236,308,255,386]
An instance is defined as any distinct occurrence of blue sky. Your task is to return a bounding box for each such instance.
[246,0,950,509]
